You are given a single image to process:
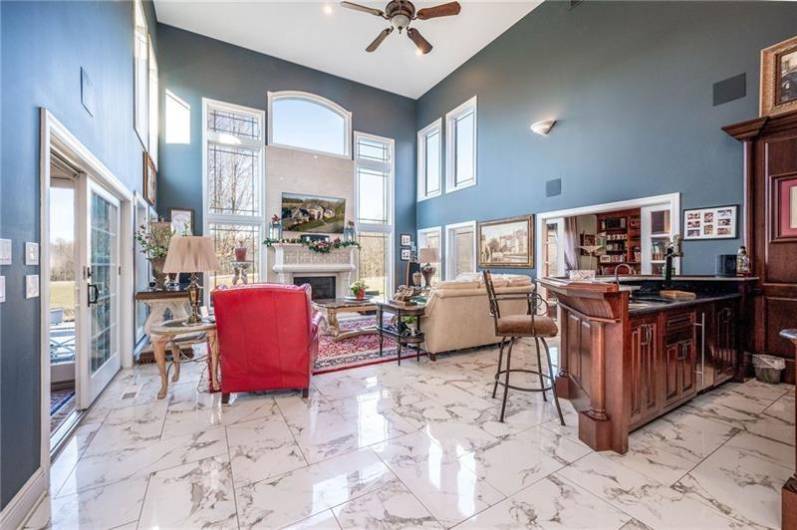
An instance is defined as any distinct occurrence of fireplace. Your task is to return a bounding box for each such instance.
[294,276,336,301]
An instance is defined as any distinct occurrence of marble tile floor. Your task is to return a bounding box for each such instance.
[24,339,795,529]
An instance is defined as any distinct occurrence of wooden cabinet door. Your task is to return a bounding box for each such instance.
[630,317,658,428]
[662,311,697,408]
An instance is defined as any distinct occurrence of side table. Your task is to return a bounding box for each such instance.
[375,300,429,365]
[150,318,220,399]
[135,289,193,363]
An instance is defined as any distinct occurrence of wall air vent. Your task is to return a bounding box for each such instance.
[569,0,585,10]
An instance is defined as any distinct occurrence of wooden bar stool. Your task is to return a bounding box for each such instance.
[483,270,565,424]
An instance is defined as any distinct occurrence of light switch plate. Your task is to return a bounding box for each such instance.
[25,242,40,266]
[0,239,11,265]
[0,276,5,303]
[26,274,39,299]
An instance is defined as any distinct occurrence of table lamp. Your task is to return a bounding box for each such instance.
[418,247,439,289]
[163,236,219,325]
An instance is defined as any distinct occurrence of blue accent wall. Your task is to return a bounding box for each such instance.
[416,1,797,275]
[0,0,158,509]
[156,24,417,282]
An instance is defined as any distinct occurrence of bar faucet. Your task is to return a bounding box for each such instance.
[664,234,683,286]
[615,263,635,286]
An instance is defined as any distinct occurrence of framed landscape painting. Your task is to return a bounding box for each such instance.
[761,35,797,117]
[281,193,346,234]
[478,215,534,268]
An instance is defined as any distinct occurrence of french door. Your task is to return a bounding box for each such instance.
[76,177,122,408]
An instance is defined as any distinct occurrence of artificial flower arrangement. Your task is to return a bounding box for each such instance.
[349,279,368,300]
[263,236,360,254]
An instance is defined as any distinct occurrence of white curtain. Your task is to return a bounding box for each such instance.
[563,217,579,272]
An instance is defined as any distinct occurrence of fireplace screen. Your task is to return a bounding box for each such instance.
[294,276,336,300]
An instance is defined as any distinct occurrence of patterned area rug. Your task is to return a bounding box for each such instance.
[314,315,426,374]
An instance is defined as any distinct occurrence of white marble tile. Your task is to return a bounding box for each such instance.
[227,413,307,487]
[676,431,794,528]
[25,477,147,530]
[49,421,102,496]
[236,449,395,529]
[83,400,169,454]
[58,427,228,495]
[332,478,441,529]
[283,510,341,530]
[139,455,238,529]
[456,474,631,530]
[558,452,743,529]
[372,431,505,526]
[460,424,592,496]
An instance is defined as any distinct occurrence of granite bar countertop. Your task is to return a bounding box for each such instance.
[628,292,742,316]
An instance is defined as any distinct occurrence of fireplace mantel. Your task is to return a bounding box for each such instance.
[270,243,356,298]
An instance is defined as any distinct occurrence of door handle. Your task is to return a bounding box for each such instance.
[88,284,99,305]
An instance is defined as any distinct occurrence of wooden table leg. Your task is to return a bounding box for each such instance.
[152,336,170,399]
[170,341,182,383]
[208,330,221,393]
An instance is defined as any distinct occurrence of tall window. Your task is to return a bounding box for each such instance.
[203,99,265,292]
[417,226,442,286]
[355,132,394,295]
[417,119,442,201]
[268,91,352,157]
[133,0,158,163]
[165,90,190,144]
[445,96,477,193]
[445,221,476,280]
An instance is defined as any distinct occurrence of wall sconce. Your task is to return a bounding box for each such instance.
[530,119,556,136]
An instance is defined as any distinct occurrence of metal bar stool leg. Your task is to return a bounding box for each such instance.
[541,337,565,426]
[534,336,547,402]
[500,337,515,422]
[493,338,506,399]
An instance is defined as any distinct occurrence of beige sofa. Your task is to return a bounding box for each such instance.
[421,274,535,355]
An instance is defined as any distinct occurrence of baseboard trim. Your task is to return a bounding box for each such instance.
[0,468,47,530]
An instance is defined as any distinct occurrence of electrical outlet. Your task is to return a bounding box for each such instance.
[25,274,39,299]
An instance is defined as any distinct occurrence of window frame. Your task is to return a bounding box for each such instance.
[147,35,159,165]
[201,98,266,304]
[444,220,477,280]
[164,90,191,145]
[417,225,442,285]
[445,96,478,193]
[354,131,395,294]
[267,90,353,159]
[416,118,443,202]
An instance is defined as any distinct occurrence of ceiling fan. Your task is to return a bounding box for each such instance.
[340,0,461,55]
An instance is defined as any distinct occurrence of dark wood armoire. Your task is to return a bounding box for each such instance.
[724,110,797,383]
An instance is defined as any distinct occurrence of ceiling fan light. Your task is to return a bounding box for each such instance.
[391,14,410,30]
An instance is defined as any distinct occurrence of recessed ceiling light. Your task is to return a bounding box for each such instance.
[323,4,333,15]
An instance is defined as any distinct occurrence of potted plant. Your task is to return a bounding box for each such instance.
[350,279,368,300]
[400,315,419,336]
[134,221,173,290]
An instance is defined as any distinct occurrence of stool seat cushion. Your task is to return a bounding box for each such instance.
[496,314,558,337]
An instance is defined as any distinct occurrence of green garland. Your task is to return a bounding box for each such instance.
[264,237,361,254]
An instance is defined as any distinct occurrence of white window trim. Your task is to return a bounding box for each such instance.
[444,220,477,280]
[267,90,353,159]
[445,95,477,193]
[201,97,267,305]
[354,131,395,293]
[416,118,442,202]
[164,89,191,144]
[417,225,442,285]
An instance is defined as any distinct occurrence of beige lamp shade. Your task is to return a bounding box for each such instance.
[163,236,219,274]
[418,247,439,263]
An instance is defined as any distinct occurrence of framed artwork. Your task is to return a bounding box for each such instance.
[760,35,797,117]
[143,152,157,205]
[774,175,797,240]
[400,233,413,247]
[170,208,194,236]
[683,205,738,240]
[478,215,534,268]
[25,242,39,266]
[400,248,412,261]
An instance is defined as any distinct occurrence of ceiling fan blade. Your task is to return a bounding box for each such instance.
[415,1,461,20]
[340,1,385,18]
[407,27,433,54]
[366,27,394,52]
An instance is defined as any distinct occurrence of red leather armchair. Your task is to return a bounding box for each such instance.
[211,283,321,400]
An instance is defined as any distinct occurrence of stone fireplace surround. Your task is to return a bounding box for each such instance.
[271,243,355,299]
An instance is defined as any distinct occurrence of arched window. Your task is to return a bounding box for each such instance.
[268,91,352,157]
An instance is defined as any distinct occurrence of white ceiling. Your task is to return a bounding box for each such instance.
[153,1,542,99]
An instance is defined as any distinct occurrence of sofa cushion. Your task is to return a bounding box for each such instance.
[496,314,558,337]
[436,280,481,290]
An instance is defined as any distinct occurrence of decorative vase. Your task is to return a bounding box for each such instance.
[234,244,248,262]
[150,257,168,290]
[355,289,365,300]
